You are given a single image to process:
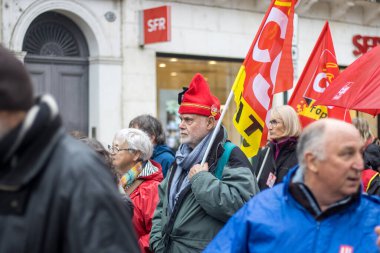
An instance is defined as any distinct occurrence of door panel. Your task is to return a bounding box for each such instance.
[27,63,51,96]
[25,61,89,134]
[22,11,90,136]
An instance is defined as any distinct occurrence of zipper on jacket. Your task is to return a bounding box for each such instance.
[163,187,191,246]
[162,131,225,247]
[161,143,223,247]
[312,221,320,253]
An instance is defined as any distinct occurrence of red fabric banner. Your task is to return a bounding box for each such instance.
[288,21,351,127]
[315,45,380,116]
[233,0,296,157]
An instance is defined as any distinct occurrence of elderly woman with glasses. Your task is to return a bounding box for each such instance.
[252,105,302,191]
[110,128,163,253]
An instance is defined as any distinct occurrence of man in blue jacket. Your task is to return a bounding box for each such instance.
[205,118,380,252]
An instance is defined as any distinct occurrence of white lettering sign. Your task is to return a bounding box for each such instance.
[147,18,166,32]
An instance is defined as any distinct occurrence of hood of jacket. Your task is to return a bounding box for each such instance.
[0,95,63,190]
[153,144,174,158]
[138,159,163,182]
[364,143,380,171]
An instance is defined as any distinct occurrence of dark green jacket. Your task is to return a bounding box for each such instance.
[150,129,259,252]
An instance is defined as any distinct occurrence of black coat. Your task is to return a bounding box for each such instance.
[364,143,380,171]
[0,97,140,253]
[252,140,298,191]
[363,143,380,196]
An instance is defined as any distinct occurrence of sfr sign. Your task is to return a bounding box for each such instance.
[352,35,380,56]
[140,6,171,45]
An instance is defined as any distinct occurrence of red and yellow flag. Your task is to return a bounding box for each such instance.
[233,0,296,157]
[288,21,351,127]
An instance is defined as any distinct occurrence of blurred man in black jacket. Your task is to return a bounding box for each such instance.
[0,45,140,253]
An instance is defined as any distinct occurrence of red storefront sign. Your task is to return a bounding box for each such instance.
[140,6,171,45]
[352,35,380,56]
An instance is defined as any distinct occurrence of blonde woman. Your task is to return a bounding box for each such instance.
[253,105,302,190]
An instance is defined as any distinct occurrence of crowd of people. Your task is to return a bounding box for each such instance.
[1,44,380,252]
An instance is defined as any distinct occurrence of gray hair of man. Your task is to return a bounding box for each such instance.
[296,120,327,172]
[113,128,153,162]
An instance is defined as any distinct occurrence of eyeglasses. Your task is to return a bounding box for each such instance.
[107,145,136,153]
[268,119,282,127]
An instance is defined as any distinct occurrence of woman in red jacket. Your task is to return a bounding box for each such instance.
[110,128,163,253]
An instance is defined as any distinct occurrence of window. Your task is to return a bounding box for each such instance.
[156,55,243,150]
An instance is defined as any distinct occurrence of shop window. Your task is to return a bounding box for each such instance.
[156,55,242,151]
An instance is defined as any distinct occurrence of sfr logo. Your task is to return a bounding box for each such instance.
[147,17,166,32]
[141,6,171,45]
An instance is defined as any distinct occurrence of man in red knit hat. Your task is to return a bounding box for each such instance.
[150,73,259,252]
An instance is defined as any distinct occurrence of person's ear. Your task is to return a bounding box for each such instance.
[132,151,142,162]
[149,135,156,145]
[305,152,319,173]
[207,116,216,130]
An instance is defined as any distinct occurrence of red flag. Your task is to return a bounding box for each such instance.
[233,0,296,157]
[315,45,380,116]
[288,21,351,127]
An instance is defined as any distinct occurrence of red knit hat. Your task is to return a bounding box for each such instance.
[178,73,220,120]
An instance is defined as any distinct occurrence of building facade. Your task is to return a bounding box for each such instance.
[1,0,380,146]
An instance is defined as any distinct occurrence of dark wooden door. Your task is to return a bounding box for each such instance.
[22,11,89,134]
[26,59,89,133]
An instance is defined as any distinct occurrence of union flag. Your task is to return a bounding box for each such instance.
[233,0,296,157]
[288,21,351,127]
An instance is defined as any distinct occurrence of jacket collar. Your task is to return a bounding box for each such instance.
[204,125,227,171]
[153,144,174,157]
[284,166,361,221]
[269,137,297,161]
[0,95,63,191]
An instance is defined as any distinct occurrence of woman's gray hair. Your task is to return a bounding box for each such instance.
[296,121,326,169]
[113,128,153,161]
[271,105,302,138]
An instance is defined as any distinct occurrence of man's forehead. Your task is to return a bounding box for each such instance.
[337,140,363,150]
[325,128,362,149]
[326,123,360,139]
[179,114,204,119]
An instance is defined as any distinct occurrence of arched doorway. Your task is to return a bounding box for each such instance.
[23,11,89,134]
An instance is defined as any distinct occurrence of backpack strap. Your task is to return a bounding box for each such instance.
[125,179,144,195]
[215,142,236,180]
